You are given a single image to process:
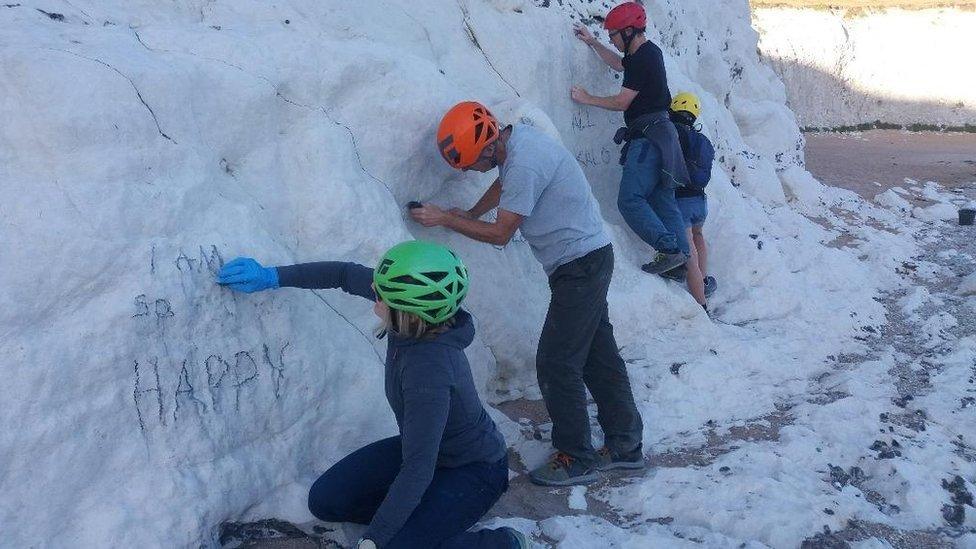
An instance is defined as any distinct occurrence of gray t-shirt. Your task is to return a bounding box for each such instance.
[499,124,611,275]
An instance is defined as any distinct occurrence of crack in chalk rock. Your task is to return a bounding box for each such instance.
[310,290,383,364]
[48,48,176,143]
[456,0,520,97]
[123,32,396,200]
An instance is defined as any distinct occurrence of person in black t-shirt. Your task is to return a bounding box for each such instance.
[571,2,692,278]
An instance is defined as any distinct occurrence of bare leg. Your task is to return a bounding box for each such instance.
[693,225,707,277]
[684,227,706,307]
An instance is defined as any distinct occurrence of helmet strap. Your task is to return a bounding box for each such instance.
[490,142,500,166]
[492,125,513,167]
[622,27,637,57]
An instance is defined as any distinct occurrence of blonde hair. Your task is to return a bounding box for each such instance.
[377,307,455,340]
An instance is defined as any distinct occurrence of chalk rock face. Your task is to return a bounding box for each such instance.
[960,273,976,297]
[1,1,865,546]
[754,6,976,129]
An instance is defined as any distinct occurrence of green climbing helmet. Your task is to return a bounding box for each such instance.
[373,240,469,324]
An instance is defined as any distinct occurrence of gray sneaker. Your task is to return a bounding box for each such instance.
[596,446,646,471]
[641,252,688,275]
[528,452,600,486]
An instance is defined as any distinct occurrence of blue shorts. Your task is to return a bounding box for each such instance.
[677,195,708,228]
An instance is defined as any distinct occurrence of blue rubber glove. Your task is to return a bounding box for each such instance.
[216,257,280,293]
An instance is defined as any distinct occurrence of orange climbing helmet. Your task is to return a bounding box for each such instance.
[437,101,500,169]
[604,2,646,31]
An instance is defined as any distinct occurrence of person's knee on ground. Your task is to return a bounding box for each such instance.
[307,473,348,523]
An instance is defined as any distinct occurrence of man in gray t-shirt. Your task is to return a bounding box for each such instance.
[497,124,609,275]
[412,101,644,486]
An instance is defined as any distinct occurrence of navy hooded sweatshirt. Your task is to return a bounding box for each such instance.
[276,261,507,546]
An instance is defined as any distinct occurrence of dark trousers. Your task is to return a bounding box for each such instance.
[308,436,513,548]
[536,245,644,466]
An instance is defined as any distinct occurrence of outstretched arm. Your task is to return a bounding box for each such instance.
[216,257,376,301]
[574,24,624,72]
[571,85,638,112]
[276,262,376,301]
[411,205,523,247]
[466,178,502,219]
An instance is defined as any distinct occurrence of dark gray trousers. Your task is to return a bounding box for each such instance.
[536,244,644,466]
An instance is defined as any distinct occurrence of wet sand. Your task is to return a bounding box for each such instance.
[803,130,976,199]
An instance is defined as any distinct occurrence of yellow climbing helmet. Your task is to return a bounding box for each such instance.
[670,92,701,119]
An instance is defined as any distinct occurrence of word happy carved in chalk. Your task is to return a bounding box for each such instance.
[131,244,291,434]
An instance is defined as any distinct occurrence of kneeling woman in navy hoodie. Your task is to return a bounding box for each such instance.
[217,241,529,549]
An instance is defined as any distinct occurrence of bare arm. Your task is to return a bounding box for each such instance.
[441,208,523,246]
[574,24,623,72]
[412,206,523,247]
[589,41,624,72]
[468,178,502,218]
[572,86,638,112]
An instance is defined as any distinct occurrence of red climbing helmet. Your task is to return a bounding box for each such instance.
[604,2,646,31]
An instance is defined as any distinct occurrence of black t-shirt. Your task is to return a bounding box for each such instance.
[621,41,671,126]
